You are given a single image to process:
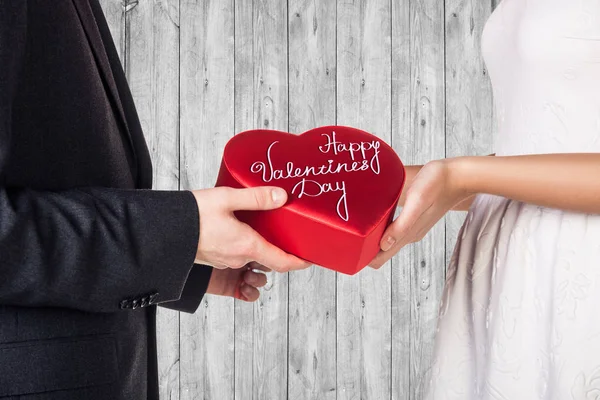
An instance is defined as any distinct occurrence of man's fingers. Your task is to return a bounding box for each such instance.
[244,270,268,288]
[246,262,271,273]
[237,283,260,302]
[252,238,311,273]
[224,186,288,211]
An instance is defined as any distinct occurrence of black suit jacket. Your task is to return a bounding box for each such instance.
[0,1,213,399]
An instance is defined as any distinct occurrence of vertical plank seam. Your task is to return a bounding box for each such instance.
[408,0,413,396]
[286,0,291,398]
[233,0,237,399]
[335,0,339,395]
[441,0,446,287]
[334,0,339,398]
[442,0,448,282]
[124,1,129,76]
[491,0,496,147]
[177,2,182,400]
[389,0,393,397]
[177,0,181,193]
[251,0,256,397]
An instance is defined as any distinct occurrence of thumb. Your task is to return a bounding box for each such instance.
[225,186,288,211]
[379,196,423,251]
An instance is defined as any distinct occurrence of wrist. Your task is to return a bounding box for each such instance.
[398,165,423,206]
[445,156,477,197]
[189,190,204,263]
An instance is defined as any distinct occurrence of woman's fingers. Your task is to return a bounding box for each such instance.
[370,204,441,269]
[380,193,430,252]
[368,250,391,270]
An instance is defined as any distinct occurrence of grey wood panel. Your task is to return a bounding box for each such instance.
[178,1,235,400]
[444,0,497,263]
[95,0,497,398]
[287,0,337,399]
[98,0,125,63]
[336,1,393,400]
[249,1,289,399]
[391,0,412,398]
[401,0,447,398]
[232,1,255,398]
[125,1,183,399]
[233,0,290,399]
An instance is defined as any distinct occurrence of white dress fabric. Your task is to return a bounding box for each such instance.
[427,1,600,399]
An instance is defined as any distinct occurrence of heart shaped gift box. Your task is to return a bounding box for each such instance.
[215,126,405,275]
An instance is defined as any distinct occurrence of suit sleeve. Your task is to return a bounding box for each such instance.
[0,2,208,313]
[159,263,214,313]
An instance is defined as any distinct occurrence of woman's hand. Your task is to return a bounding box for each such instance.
[369,152,600,269]
[368,159,471,269]
[206,262,269,302]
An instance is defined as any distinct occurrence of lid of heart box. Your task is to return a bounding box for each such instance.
[219,126,405,237]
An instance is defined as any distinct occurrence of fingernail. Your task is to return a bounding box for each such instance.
[271,188,286,205]
[381,236,396,252]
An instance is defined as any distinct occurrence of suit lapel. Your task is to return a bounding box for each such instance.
[70,0,138,176]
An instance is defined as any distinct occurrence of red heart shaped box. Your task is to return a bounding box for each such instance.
[215,126,405,275]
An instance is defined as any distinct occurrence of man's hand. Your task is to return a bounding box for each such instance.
[192,186,310,272]
[207,262,269,302]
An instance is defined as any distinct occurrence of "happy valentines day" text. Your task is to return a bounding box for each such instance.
[249,131,381,221]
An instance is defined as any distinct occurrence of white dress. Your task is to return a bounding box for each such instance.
[427,1,600,399]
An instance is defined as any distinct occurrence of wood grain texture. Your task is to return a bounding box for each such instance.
[96,0,497,398]
[250,1,289,399]
[97,0,125,63]
[403,0,447,398]
[125,1,183,399]
[232,1,255,398]
[178,1,235,400]
[391,0,412,398]
[233,1,290,399]
[336,1,393,400]
[287,0,337,399]
[444,0,496,263]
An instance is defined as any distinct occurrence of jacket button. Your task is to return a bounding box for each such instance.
[119,300,132,310]
[148,293,159,305]
[140,296,149,307]
[132,299,139,309]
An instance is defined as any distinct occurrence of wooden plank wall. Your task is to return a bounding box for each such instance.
[98,0,496,399]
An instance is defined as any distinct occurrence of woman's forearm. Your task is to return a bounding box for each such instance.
[449,153,600,214]
[451,193,477,211]
[400,165,475,211]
